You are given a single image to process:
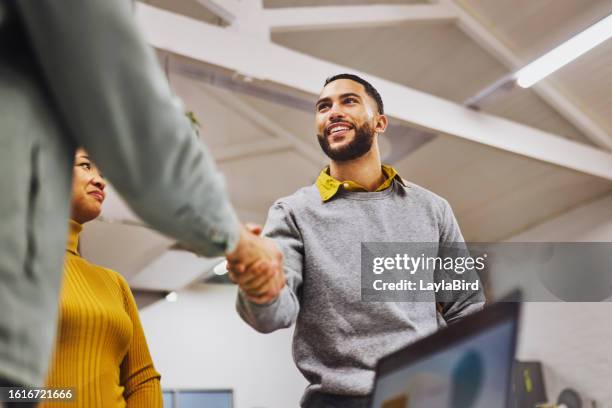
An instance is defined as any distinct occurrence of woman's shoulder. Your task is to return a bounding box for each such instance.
[92,264,135,310]
[98,264,130,290]
[81,259,130,291]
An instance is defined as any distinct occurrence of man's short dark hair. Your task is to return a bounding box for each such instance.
[324,73,384,115]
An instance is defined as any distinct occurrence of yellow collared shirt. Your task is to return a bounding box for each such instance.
[315,164,405,202]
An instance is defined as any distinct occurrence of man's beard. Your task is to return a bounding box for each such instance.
[317,122,375,162]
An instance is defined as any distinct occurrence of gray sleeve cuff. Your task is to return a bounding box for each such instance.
[236,286,298,333]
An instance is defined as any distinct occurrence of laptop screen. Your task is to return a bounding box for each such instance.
[370,301,519,408]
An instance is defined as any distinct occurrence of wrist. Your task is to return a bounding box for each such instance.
[241,287,283,306]
[226,224,248,260]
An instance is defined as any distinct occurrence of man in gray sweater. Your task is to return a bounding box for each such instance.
[234,74,483,408]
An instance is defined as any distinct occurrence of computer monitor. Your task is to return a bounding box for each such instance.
[370,299,520,408]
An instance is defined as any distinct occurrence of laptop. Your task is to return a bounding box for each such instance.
[370,296,521,408]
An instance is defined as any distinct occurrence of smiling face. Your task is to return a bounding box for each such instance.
[315,79,387,162]
[70,149,106,224]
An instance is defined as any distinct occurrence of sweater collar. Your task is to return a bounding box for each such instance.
[66,219,83,256]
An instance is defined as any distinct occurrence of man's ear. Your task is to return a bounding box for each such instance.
[375,114,388,134]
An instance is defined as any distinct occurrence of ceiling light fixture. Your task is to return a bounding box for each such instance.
[165,291,178,302]
[213,260,228,276]
[515,14,612,88]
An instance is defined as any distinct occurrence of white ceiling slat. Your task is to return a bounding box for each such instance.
[264,4,457,32]
[440,0,612,151]
[136,3,612,181]
[226,0,270,40]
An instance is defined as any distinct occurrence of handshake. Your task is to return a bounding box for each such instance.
[225,224,285,304]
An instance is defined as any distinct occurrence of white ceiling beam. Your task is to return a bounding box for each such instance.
[196,0,241,24]
[213,138,293,162]
[135,4,612,181]
[438,0,612,151]
[263,4,457,33]
[227,0,269,40]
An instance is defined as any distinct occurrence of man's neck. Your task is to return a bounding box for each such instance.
[329,146,384,192]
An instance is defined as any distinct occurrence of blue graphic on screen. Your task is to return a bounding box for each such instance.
[371,320,515,408]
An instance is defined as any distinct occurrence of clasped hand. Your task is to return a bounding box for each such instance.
[226,224,285,304]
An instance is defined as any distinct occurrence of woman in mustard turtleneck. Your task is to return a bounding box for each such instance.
[42,149,162,407]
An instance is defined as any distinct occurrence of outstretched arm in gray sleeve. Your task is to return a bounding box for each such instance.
[15,0,238,256]
[437,200,485,324]
[237,202,302,333]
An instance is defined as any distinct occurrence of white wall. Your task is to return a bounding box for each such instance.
[517,302,612,406]
[508,193,612,405]
[139,284,308,408]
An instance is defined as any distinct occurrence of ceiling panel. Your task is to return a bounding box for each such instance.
[130,250,221,290]
[234,91,321,148]
[457,0,612,61]
[272,21,507,103]
[457,0,612,147]
[482,85,592,144]
[265,0,425,8]
[271,21,595,144]
[81,221,174,280]
[220,150,321,223]
[141,0,224,25]
[548,39,612,138]
[168,73,284,149]
[394,135,612,241]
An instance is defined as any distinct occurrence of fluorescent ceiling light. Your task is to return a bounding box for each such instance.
[213,260,228,276]
[515,14,612,88]
[165,291,178,302]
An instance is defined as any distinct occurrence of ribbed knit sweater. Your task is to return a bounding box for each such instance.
[237,179,483,406]
[42,220,162,407]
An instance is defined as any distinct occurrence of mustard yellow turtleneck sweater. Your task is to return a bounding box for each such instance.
[42,220,162,407]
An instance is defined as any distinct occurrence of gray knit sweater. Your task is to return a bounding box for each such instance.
[236,179,483,405]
